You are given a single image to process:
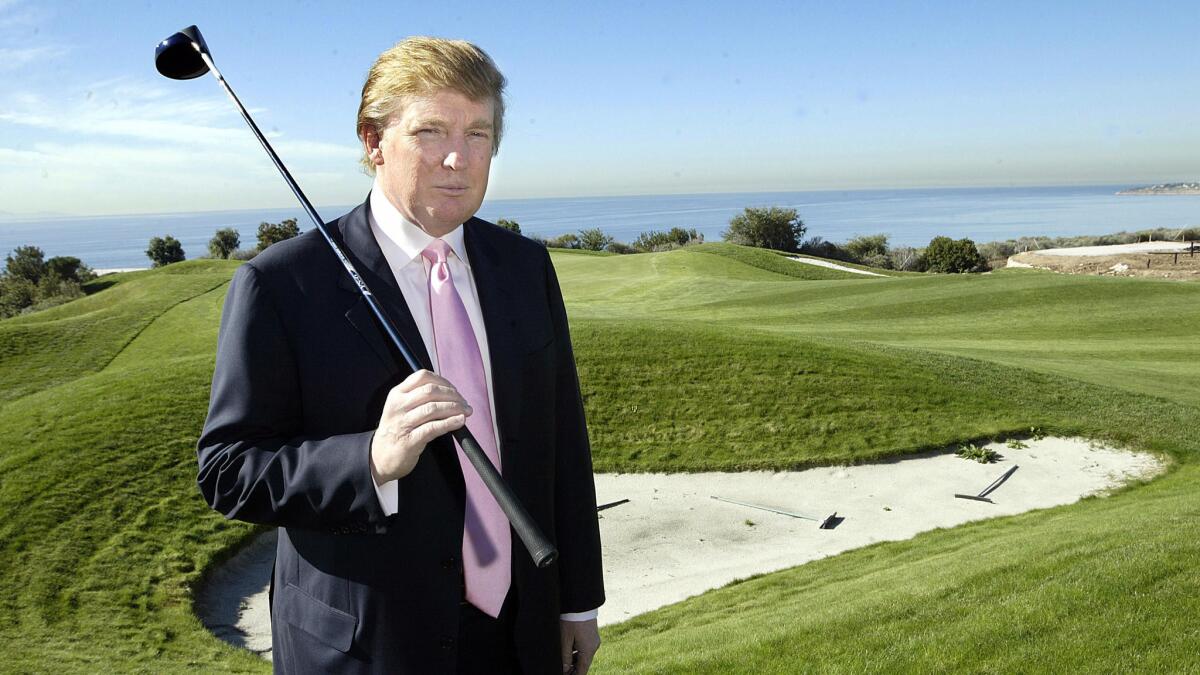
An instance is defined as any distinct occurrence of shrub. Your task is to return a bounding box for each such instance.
[956,443,999,463]
[921,236,987,273]
[798,237,855,263]
[230,248,259,261]
[888,246,922,271]
[578,228,614,251]
[0,275,37,318]
[861,253,893,270]
[257,218,300,251]
[845,234,889,262]
[723,207,805,252]
[605,241,637,254]
[5,245,46,284]
[632,227,702,252]
[45,256,95,283]
[146,235,186,268]
[546,233,580,249]
[496,218,521,234]
[208,227,241,259]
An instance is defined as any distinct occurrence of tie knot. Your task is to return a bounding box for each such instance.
[421,239,452,265]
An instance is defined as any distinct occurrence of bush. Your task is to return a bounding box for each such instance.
[632,227,702,252]
[0,275,37,318]
[496,218,521,234]
[546,233,581,249]
[45,256,95,283]
[257,218,300,251]
[723,207,805,253]
[861,253,893,270]
[146,235,186,268]
[5,245,46,284]
[230,248,259,261]
[921,236,987,273]
[578,228,614,252]
[845,234,889,262]
[888,246,922,271]
[605,241,637,254]
[208,228,241,259]
[798,237,855,263]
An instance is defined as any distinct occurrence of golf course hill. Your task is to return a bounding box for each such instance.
[0,245,1197,672]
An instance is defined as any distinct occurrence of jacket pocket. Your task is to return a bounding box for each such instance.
[279,582,358,653]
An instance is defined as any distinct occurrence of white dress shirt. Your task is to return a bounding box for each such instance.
[366,184,598,623]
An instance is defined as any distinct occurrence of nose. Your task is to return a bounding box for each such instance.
[443,136,469,171]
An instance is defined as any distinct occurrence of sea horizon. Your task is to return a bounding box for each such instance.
[2,183,1197,270]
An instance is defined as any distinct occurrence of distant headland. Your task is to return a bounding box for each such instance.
[1116,182,1200,195]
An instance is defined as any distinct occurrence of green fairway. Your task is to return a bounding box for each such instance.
[0,248,1197,672]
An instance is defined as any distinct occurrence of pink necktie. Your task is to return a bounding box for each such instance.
[421,239,511,618]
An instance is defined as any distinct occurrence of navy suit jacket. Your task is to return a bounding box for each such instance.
[196,198,604,674]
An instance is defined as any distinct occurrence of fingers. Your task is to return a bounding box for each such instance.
[559,620,600,675]
[387,371,473,418]
[560,622,575,674]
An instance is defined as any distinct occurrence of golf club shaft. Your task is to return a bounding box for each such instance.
[197,50,557,569]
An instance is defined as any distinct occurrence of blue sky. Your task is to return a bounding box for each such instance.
[1,0,1197,216]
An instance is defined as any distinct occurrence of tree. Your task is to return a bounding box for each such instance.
[632,227,702,252]
[920,236,988,273]
[257,218,300,251]
[546,233,580,249]
[5,245,46,284]
[496,218,521,234]
[578,228,614,251]
[722,207,805,252]
[209,228,241,259]
[45,256,95,283]
[0,275,37,318]
[146,235,186,267]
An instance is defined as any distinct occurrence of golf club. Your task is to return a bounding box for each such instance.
[155,25,557,568]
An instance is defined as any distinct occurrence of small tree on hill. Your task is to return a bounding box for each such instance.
[632,227,702,252]
[496,218,521,234]
[845,234,889,262]
[209,228,241,259]
[5,245,46,284]
[257,218,300,251]
[921,236,987,273]
[146,235,186,267]
[578,228,614,251]
[0,275,37,318]
[723,207,805,252]
[45,256,95,283]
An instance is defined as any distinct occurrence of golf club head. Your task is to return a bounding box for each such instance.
[155,25,210,80]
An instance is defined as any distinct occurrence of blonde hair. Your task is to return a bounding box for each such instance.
[356,37,507,174]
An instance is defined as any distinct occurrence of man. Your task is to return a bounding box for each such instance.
[197,37,604,674]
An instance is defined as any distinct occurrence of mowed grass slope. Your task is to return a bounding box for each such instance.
[0,248,1196,671]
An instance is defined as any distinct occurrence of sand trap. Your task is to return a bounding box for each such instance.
[786,256,889,277]
[196,437,1162,658]
[1033,241,1193,257]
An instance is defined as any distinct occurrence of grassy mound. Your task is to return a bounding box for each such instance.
[0,247,1197,672]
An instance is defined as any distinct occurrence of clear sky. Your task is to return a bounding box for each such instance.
[1,0,1197,216]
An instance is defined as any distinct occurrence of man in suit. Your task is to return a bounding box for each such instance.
[197,37,604,674]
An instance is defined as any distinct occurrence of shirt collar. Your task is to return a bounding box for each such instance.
[368,181,470,268]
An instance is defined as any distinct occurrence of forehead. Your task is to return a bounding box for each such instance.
[392,89,494,125]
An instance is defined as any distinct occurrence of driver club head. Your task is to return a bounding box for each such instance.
[155,25,211,80]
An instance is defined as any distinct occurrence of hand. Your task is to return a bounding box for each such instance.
[370,370,471,484]
[559,618,600,674]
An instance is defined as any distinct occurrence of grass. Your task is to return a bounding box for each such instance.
[0,247,1198,671]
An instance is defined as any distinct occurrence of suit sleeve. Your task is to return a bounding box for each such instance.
[196,263,392,534]
[544,250,606,613]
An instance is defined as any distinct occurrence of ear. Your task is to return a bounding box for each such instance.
[359,124,385,166]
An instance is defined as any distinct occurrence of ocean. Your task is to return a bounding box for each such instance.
[1,184,1197,270]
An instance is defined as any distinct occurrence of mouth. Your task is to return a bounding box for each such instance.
[435,185,469,195]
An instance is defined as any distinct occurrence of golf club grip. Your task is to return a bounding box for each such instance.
[452,427,559,568]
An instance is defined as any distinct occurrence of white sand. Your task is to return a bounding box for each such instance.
[1032,241,1193,257]
[197,437,1162,659]
[786,257,889,277]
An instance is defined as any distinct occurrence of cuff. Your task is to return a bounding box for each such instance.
[559,608,599,622]
[373,476,398,516]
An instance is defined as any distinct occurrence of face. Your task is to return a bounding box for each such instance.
[364,89,495,237]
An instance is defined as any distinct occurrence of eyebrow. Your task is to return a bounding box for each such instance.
[408,117,493,130]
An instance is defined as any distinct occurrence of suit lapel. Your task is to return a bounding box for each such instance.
[334,198,434,375]
[463,218,524,448]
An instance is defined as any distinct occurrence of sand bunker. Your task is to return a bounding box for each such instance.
[195,437,1162,659]
[1033,241,1192,257]
[786,256,889,277]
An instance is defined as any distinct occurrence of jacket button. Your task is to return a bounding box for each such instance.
[440,636,456,650]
